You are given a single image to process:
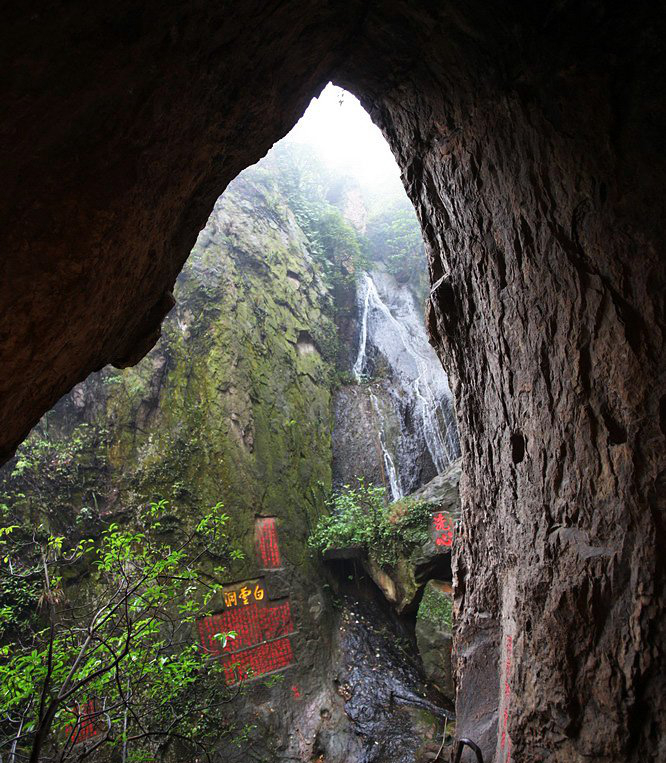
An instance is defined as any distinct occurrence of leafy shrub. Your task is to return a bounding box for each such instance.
[309,482,437,568]
[0,499,242,763]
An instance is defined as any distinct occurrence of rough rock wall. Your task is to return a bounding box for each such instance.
[340,2,666,760]
[0,0,367,462]
[2,2,665,761]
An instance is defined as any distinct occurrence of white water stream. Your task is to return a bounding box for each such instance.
[369,392,403,500]
[352,271,459,498]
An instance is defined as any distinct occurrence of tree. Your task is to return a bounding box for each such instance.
[365,200,427,300]
[0,500,244,763]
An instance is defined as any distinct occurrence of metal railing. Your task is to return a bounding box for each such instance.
[451,738,484,763]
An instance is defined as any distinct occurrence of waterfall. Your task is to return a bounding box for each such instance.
[370,392,403,500]
[352,271,459,496]
[352,275,372,382]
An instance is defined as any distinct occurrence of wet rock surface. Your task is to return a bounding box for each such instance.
[416,581,454,701]
[356,462,460,615]
[2,3,665,761]
[332,590,449,763]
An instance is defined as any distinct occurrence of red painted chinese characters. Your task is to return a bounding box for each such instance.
[197,600,295,684]
[256,517,281,568]
[432,511,454,547]
[499,634,513,762]
[197,600,294,656]
[196,522,297,684]
[64,700,101,744]
[220,637,294,684]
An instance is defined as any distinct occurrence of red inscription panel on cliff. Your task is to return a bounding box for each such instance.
[255,517,281,568]
[197,600,294,655]
[64,700,102,745]
[220,637,294,684]
[196,516,296,684]
[197,577,295,684]
[499,634,513,762]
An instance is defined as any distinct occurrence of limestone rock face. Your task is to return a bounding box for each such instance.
[1,168,340,759]
[2,3,665,761]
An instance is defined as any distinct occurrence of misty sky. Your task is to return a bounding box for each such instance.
[287,83,403,197]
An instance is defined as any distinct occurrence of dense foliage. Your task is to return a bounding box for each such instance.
[0,422,110,527]
[0,499,247,763]
[366,201,423,274]
[308,483,436,568]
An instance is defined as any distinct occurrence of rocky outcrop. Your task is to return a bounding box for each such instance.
[361,461,461,615]
[0,0,362,463]
[416,581,454,701]
[1,165,339,759]
[339,6,666,761]
[320,463,460,712]
[2,3,665,761]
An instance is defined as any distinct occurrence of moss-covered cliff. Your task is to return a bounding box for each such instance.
[0,149,351,758]
[0,155,343,568]
[0,142,453,763]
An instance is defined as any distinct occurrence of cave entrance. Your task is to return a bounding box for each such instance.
[2,5,663,761]
[286,83,460,497]
[0,83,462,763]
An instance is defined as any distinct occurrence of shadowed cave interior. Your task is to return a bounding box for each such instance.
[0,2,664,762]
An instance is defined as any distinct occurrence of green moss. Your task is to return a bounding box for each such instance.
[0,164,339,589]
[418,583,453,631]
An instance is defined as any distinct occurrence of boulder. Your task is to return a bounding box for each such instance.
[365,460,461,614]
[416,580,455,701]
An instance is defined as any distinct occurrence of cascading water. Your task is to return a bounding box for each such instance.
[352,276,372,382]
[350,271,459,499]
[369,392,403,500]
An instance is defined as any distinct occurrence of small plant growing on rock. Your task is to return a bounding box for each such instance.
[418,582,453,630]
[309,482,438,568]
